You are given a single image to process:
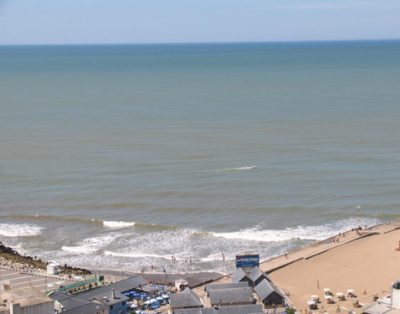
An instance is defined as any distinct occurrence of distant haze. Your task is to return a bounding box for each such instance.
[0,0,400,45]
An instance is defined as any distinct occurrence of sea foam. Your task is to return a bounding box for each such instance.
[62,234,121,254]
[104,251,170,259]
[211,217,380,242]
[0,223,43,237]
[102,220,136,229]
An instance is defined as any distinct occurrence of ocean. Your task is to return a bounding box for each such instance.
[0,41,399,273]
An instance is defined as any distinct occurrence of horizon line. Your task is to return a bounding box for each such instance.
[1,38,400,47]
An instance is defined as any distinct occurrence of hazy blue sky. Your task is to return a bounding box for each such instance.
[0,0,399,44]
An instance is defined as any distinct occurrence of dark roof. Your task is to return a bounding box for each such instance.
[63,303,104,314]
[50,291,104,314]
[208,287,254,306]
[217,304,264,314]
[170,288,203,309]
[174,304,263,314]
[205,282,249,293]
[248,267,270,283]
[231,267,249,283]
[174,309,216,314]
[76,275,147,299]
[92,290,128,306]
[254,279,284,301]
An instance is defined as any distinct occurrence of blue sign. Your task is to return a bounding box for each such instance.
[236,254,259,268]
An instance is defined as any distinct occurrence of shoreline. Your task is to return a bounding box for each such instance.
[2,221,396,278]
[0,221,400,313]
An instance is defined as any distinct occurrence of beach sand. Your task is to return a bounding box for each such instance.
[266,223,400,313]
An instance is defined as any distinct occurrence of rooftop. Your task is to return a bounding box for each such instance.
[254,278,284,301]
[75,275,146,300]
[170,287,203,309]
[208,287,254,306]
[205,282,249,294]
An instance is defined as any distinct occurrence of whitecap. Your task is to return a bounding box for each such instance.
[210,217,380,242]
[104,250,169,259]
[0,223,43,237]
[216,165,256,172]
[102,220,136,229]
[62,234,121,254]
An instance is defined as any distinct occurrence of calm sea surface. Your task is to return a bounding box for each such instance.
[1,41,400,273]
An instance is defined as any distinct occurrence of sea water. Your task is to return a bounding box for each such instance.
[1,41,400,273]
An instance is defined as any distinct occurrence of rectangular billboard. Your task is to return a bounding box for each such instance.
[236,254,260,268]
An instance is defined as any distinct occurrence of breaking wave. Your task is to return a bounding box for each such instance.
[104,251,172,259]
[62,234,122,254]
[102,221,136,229]
[210,217,381,242]
[0,223,44,237]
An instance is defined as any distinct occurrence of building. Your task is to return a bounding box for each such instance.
[170,287,204,313]
[91,289,128,314]
[254,278,285,306]
[75,275,147,300]
[51,291,105,314]
[205,282,249,296]
[174,304,264,314]
[393,281,400,309]
[231,267,251,285]
[0,288,54,314]
[174,308,215,314]
[363,280,400,314]
[248,267,270,287]
[208,287,255,306]
[50,275,146,314]
[214,304,264,314]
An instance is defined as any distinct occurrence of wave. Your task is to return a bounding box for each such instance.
[0,223,44,237]
[62,234,122,254]
[217,165,256,172]
[104,250,171,259]
[102,221,136,229]
[0,214,171,231]
[210,217,381,242]
[199,252,230,262]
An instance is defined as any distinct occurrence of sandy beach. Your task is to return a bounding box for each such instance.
[190,222,400,313]
[265,222,400,313]
[2,221,400,314]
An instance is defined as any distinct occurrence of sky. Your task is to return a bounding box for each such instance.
[0,0,399,45]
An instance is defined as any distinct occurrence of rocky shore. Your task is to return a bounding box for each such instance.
[0,241,91,275]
